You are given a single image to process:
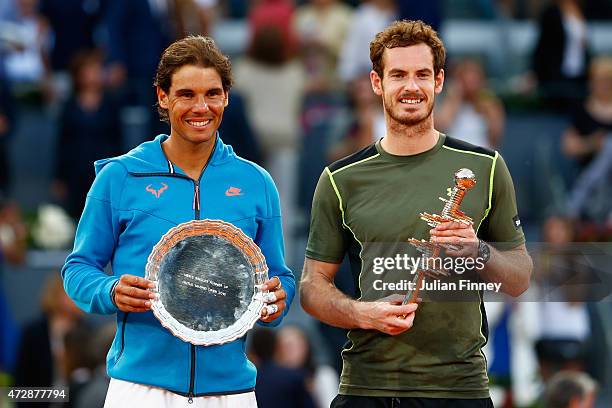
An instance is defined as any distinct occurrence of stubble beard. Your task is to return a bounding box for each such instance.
[384,94,435,127]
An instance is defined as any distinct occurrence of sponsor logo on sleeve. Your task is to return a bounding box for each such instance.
[512,214,522,229]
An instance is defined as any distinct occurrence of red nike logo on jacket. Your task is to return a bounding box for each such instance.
[225,187,243,196]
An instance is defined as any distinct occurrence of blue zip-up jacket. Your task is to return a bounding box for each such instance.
[61,134,295,396]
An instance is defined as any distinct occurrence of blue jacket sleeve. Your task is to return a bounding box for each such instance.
[61,162,127,314]
[256,170,295,327]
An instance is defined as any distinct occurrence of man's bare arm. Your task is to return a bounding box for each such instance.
[477,243,532,297]
[430,222,533,297]
[300,258,418,336]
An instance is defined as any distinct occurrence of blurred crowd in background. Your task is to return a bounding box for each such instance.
[0,0,611,407]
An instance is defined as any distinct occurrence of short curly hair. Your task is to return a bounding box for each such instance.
[370,20,446,79]
[154,36,233,122]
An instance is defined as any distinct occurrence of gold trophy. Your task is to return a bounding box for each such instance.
[401,169,477,307]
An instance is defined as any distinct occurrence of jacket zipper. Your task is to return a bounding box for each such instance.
[188,180,199,403]
[193,181,200,219]
[188,344,196,403]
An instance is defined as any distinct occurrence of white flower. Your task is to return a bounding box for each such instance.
[32,204,75,249]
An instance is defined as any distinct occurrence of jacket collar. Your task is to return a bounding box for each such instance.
[95,132,235,175]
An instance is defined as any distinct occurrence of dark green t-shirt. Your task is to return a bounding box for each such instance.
[306,134,525,398]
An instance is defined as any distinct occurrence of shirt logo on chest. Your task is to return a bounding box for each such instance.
[225,186,243,197]
[146,183,169,198]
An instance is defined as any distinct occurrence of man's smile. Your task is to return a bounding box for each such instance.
[186,119,212,128]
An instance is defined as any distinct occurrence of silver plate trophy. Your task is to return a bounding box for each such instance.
[145,219,268,345]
